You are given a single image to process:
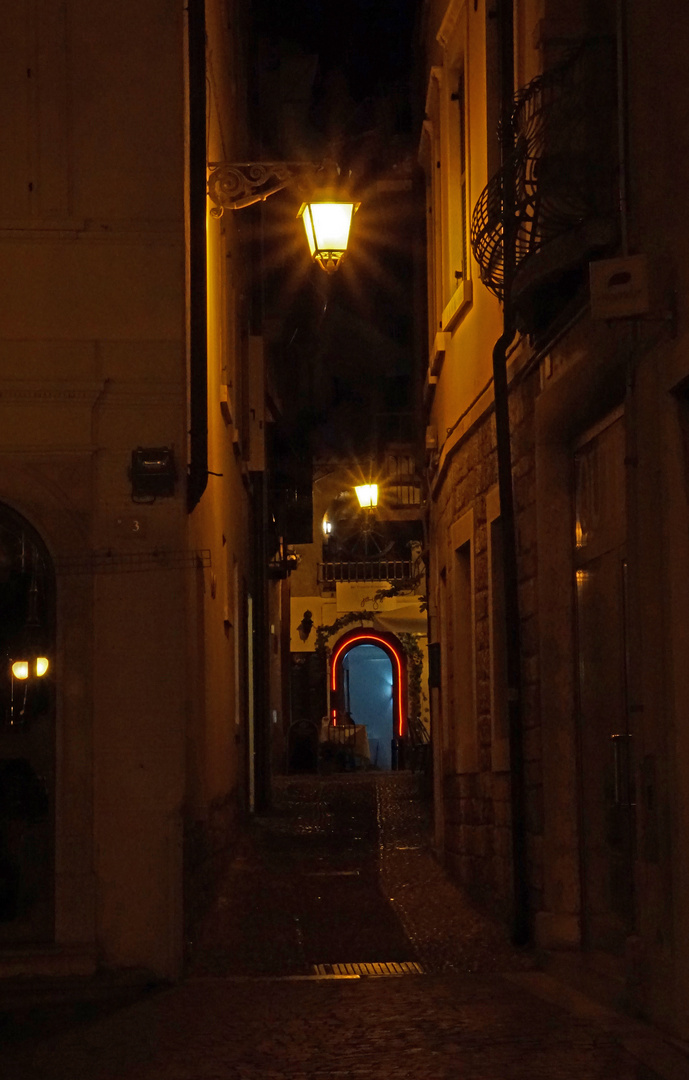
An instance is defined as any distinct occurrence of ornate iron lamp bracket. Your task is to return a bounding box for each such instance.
[207,161,320,216]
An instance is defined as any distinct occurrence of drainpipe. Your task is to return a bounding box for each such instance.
[187,0,209,513]
[493,0,529,946]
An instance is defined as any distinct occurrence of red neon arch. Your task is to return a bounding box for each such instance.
[330,632,406,738]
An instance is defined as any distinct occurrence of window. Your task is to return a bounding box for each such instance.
[421,69,443,335]
[434,1,473,333]
[384,452,421,507]
[452,68,468,288]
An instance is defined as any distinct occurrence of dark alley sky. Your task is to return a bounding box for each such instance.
[252,0,423,462]
[253,0,420,102]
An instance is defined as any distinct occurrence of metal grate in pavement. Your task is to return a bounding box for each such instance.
[312,961,424,978]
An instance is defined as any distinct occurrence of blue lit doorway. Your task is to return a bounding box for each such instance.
[342,644,393,769]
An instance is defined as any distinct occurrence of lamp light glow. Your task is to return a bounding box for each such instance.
[355,484,378,508]
[298,200,359,273]
[35,657,49,677]
[12,661,29,680]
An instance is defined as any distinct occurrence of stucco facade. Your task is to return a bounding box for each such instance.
[0,0,256,981]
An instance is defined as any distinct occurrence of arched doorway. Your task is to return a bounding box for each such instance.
[342,644,393,768]
[330,631,407,770]
[0,504,55,943]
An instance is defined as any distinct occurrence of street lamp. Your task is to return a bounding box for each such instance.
[355,484,378,509]
[298,200,358,274]
[207,161,359,272]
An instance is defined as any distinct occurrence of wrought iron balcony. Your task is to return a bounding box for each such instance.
[471,37,618,328]
[318,559,416,589]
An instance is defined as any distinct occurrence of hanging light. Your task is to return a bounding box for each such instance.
[298,199,359,273]
[355,484,378,509]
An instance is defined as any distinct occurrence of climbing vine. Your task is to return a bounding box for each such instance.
[314,610,373,655]
[313,587,404,655]
[313,600,428,729]
[398,632,426,724]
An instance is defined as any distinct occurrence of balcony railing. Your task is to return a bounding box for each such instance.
[318,559,415,588]
[471,37,618,312]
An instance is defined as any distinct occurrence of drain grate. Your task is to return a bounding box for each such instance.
[312,961,424,978]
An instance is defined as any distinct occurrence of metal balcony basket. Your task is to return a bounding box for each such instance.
[470,36,617,303]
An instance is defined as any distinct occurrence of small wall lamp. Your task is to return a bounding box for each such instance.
[11,657,49,680]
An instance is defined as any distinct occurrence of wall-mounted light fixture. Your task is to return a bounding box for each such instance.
[11,656,49,680]
[207,161,359,273]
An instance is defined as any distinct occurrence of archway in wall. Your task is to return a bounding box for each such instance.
[330,630,407,770]
[0,504,55,944]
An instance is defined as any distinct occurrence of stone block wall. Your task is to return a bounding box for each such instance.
[433,364,542,925]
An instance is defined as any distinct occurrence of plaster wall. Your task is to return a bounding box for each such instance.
[183,0,253,932]
[0,0,188,977]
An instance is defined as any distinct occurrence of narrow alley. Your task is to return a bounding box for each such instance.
[2,775,686,1079]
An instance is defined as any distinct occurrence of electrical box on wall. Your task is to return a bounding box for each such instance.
[589,254,650,320]
[130,447,176,499]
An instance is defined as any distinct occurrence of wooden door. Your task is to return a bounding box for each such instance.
[574,410,635,954]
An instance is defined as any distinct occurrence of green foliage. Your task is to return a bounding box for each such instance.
[398,632,425,721]
[314,611,373,655]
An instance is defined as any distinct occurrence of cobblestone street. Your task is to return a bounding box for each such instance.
[3,774,688,1079]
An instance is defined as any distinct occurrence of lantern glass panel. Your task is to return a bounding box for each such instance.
[308,202,354,253]
[355,484,378,508]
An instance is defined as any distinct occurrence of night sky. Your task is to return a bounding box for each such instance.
[253,0,419,103]
[253,0,424,463]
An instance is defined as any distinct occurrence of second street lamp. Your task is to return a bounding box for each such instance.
[355,484,378,509]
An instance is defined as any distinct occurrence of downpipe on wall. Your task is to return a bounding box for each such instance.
[494,0,529,947]
[492,325,529,947]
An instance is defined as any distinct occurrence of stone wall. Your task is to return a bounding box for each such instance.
[432,363,542,924]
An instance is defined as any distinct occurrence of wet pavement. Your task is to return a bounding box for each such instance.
[3,773,689,1079]
[189,774,531,978]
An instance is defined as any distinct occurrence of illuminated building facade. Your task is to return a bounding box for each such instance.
[0,0,269,980]
[420,0,689,1038]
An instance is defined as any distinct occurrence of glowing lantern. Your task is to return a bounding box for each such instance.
[355,484,378,509]
[298,200,359,273]
[10,656,49,679]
